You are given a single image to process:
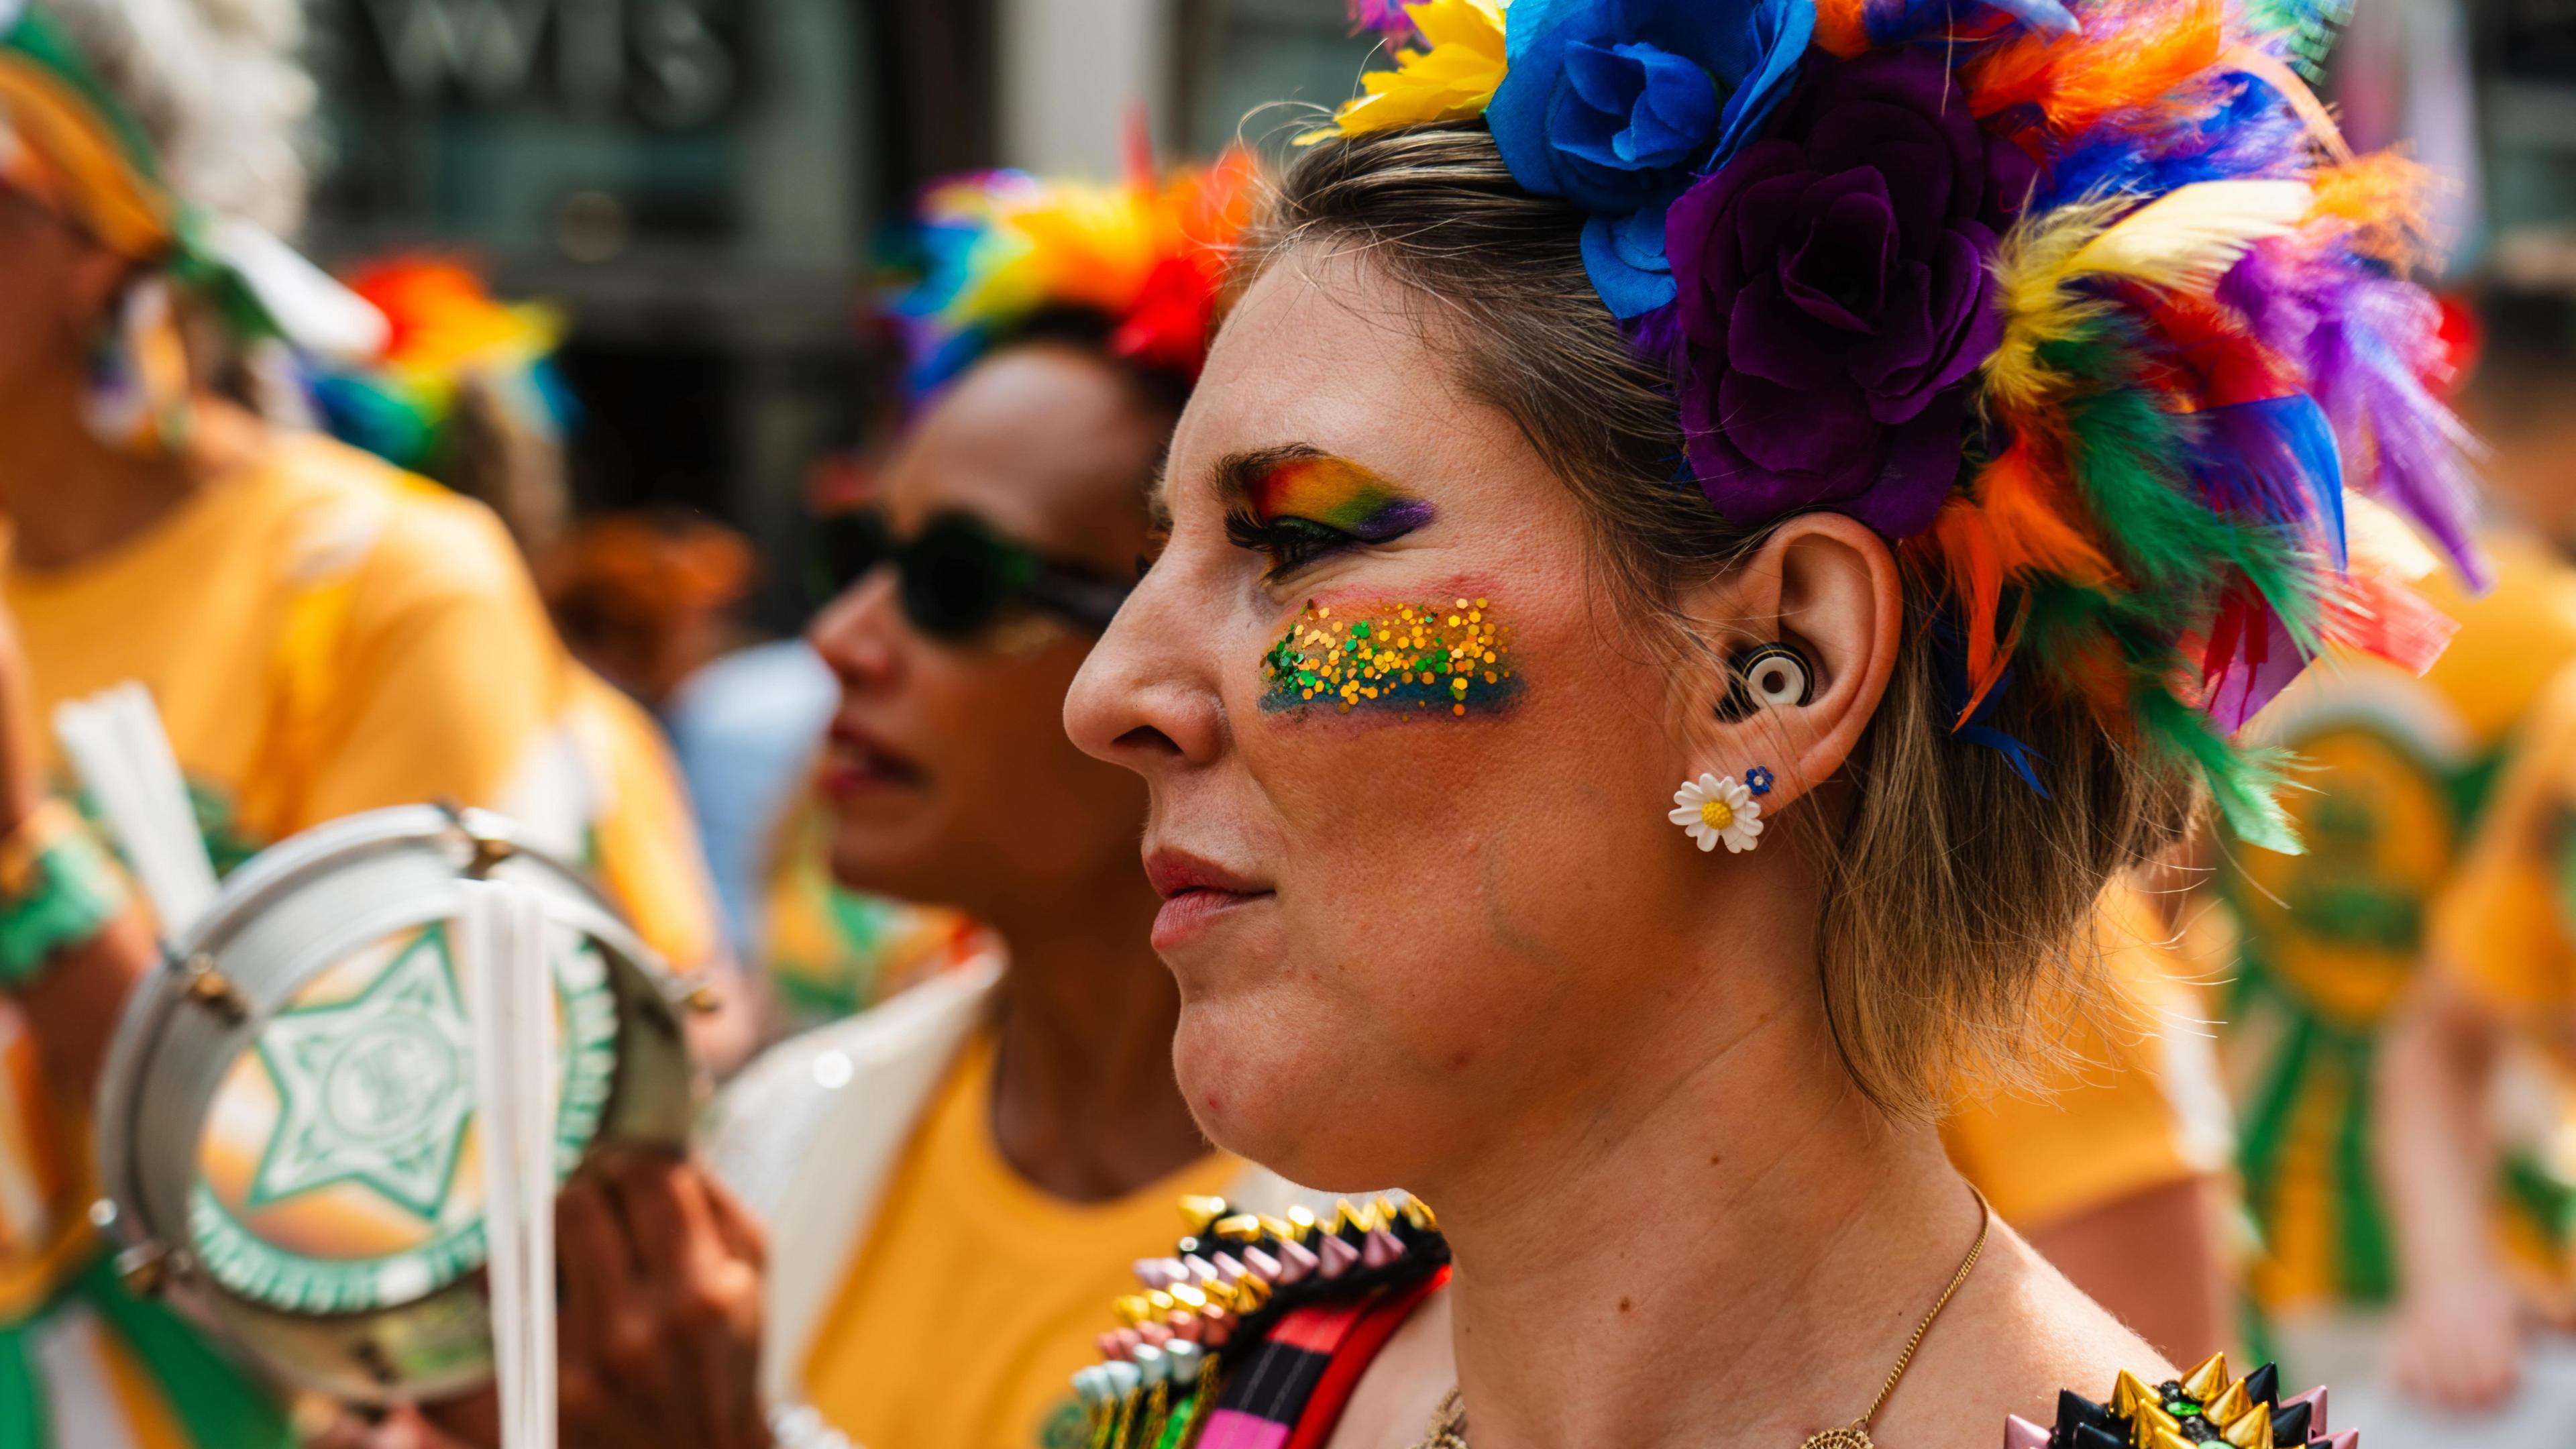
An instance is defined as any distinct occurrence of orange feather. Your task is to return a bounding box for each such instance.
[1977,436,2118,587]
[1815,0,1872,56]
[2308,152,2436,272]
[1964,0,2222,136]
[1935,500,2035,729]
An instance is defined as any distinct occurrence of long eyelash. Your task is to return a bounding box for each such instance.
[1137,513,1172,578]
[1224,506,1358,582]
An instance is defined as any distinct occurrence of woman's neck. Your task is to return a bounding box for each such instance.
[984,865,1209,1204]
[1432,991,1986,1449]
[0,390,260,571]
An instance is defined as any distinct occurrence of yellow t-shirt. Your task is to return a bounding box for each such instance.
[0,432,720,1316]
[802,1034,1240,1449]
[568,667,726,981]
[1944,884,2228,1232]
[2428,663,2576,1020]
[2223,533,2576,1310]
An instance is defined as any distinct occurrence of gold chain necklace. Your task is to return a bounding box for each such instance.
[1411,1193,1991,1449]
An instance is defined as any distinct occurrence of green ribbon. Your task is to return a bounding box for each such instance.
[0,1251,290,1449]
[68,1252,290,1449]
[0,828,127,990]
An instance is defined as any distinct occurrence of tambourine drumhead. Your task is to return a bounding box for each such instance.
[95,804,696,1404]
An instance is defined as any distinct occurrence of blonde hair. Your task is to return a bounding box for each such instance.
[1250,125,2198,1119]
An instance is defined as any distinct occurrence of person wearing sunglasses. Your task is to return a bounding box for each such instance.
[335,156,1297,1449]
[688,157,1325,1449]
[812,504,1134,645]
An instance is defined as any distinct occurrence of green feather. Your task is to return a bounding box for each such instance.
[2136,684,2305,854]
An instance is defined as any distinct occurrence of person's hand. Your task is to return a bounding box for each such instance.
[321,1154,770,1449]
[554,1152,769,1446]
[2387,1265,2527,1411]
[536,1151,769,1449]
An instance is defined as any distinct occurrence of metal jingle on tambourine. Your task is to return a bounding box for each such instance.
[92,804,698,1405]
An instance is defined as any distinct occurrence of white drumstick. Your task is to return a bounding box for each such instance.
[53,682,219,934]
[462,879,558,1449]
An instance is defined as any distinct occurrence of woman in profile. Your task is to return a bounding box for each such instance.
[1059,0,2473,1442]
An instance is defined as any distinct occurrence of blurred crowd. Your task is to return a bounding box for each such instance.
[0,0,2573,1447]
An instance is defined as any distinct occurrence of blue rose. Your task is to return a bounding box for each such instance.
[1489,0,1815,317]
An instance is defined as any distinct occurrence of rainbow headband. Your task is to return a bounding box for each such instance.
[0,0,170,259]
[1309,0,2475,853]
[898,146,1259,396]
[311,258,572,473]
[0,0,384,359]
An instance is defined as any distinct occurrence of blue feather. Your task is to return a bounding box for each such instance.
[2193,394,2347,570]
[2039,81,2306,209]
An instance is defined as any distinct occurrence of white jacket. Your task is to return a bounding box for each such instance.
[698,951,1322,1411]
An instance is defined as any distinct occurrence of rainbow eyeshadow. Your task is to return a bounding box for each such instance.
[1251,457,1433,541]
[1259,597,1519,718]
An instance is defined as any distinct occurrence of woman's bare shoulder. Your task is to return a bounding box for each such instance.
[1889,1229,2178,1449]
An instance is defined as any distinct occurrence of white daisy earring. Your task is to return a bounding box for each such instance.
[1670,771,1765,853]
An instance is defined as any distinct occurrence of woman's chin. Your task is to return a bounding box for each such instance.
[1173,1001,1410,1193]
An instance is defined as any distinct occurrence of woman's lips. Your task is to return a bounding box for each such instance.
[818,720,926,799]
[1144,847,1274,952]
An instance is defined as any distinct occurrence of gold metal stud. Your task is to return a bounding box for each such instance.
[2220,1405,2275,1449]
[2130,1404,2185,1449]
[2112,1371,2156,1421]
[2181,1354,2231,1404]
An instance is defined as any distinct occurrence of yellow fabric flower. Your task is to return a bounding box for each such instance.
[1301,0,1509,144]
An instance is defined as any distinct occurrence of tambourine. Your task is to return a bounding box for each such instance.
[93,804,700,1404]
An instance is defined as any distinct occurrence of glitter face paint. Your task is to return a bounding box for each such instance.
[1260,597,1518,717]
[1250,457,1434,541]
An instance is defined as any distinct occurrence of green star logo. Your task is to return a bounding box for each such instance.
[189,922,621,1316]
[249,931,475,1220]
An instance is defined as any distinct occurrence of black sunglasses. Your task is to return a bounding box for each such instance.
[810,506,1132,643]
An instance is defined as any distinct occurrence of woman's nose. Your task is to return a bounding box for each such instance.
[807,571,906,696]
[1065,570,1226,774]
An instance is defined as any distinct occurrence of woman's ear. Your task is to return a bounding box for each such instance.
[1681,513,1902,808]
[61,241,131,341]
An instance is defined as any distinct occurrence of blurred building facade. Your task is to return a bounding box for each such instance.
[294,0,2576,624]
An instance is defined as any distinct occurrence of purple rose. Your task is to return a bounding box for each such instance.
[1668,50,2032,538]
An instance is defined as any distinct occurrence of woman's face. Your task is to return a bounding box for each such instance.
[0,189,101,405]
[809,343,1162,922]
[1067,252,1753,1193]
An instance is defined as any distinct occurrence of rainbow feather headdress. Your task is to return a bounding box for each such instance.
[1308,0,2477,853]
[898,146,1259,396]
[310,258,574,475]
